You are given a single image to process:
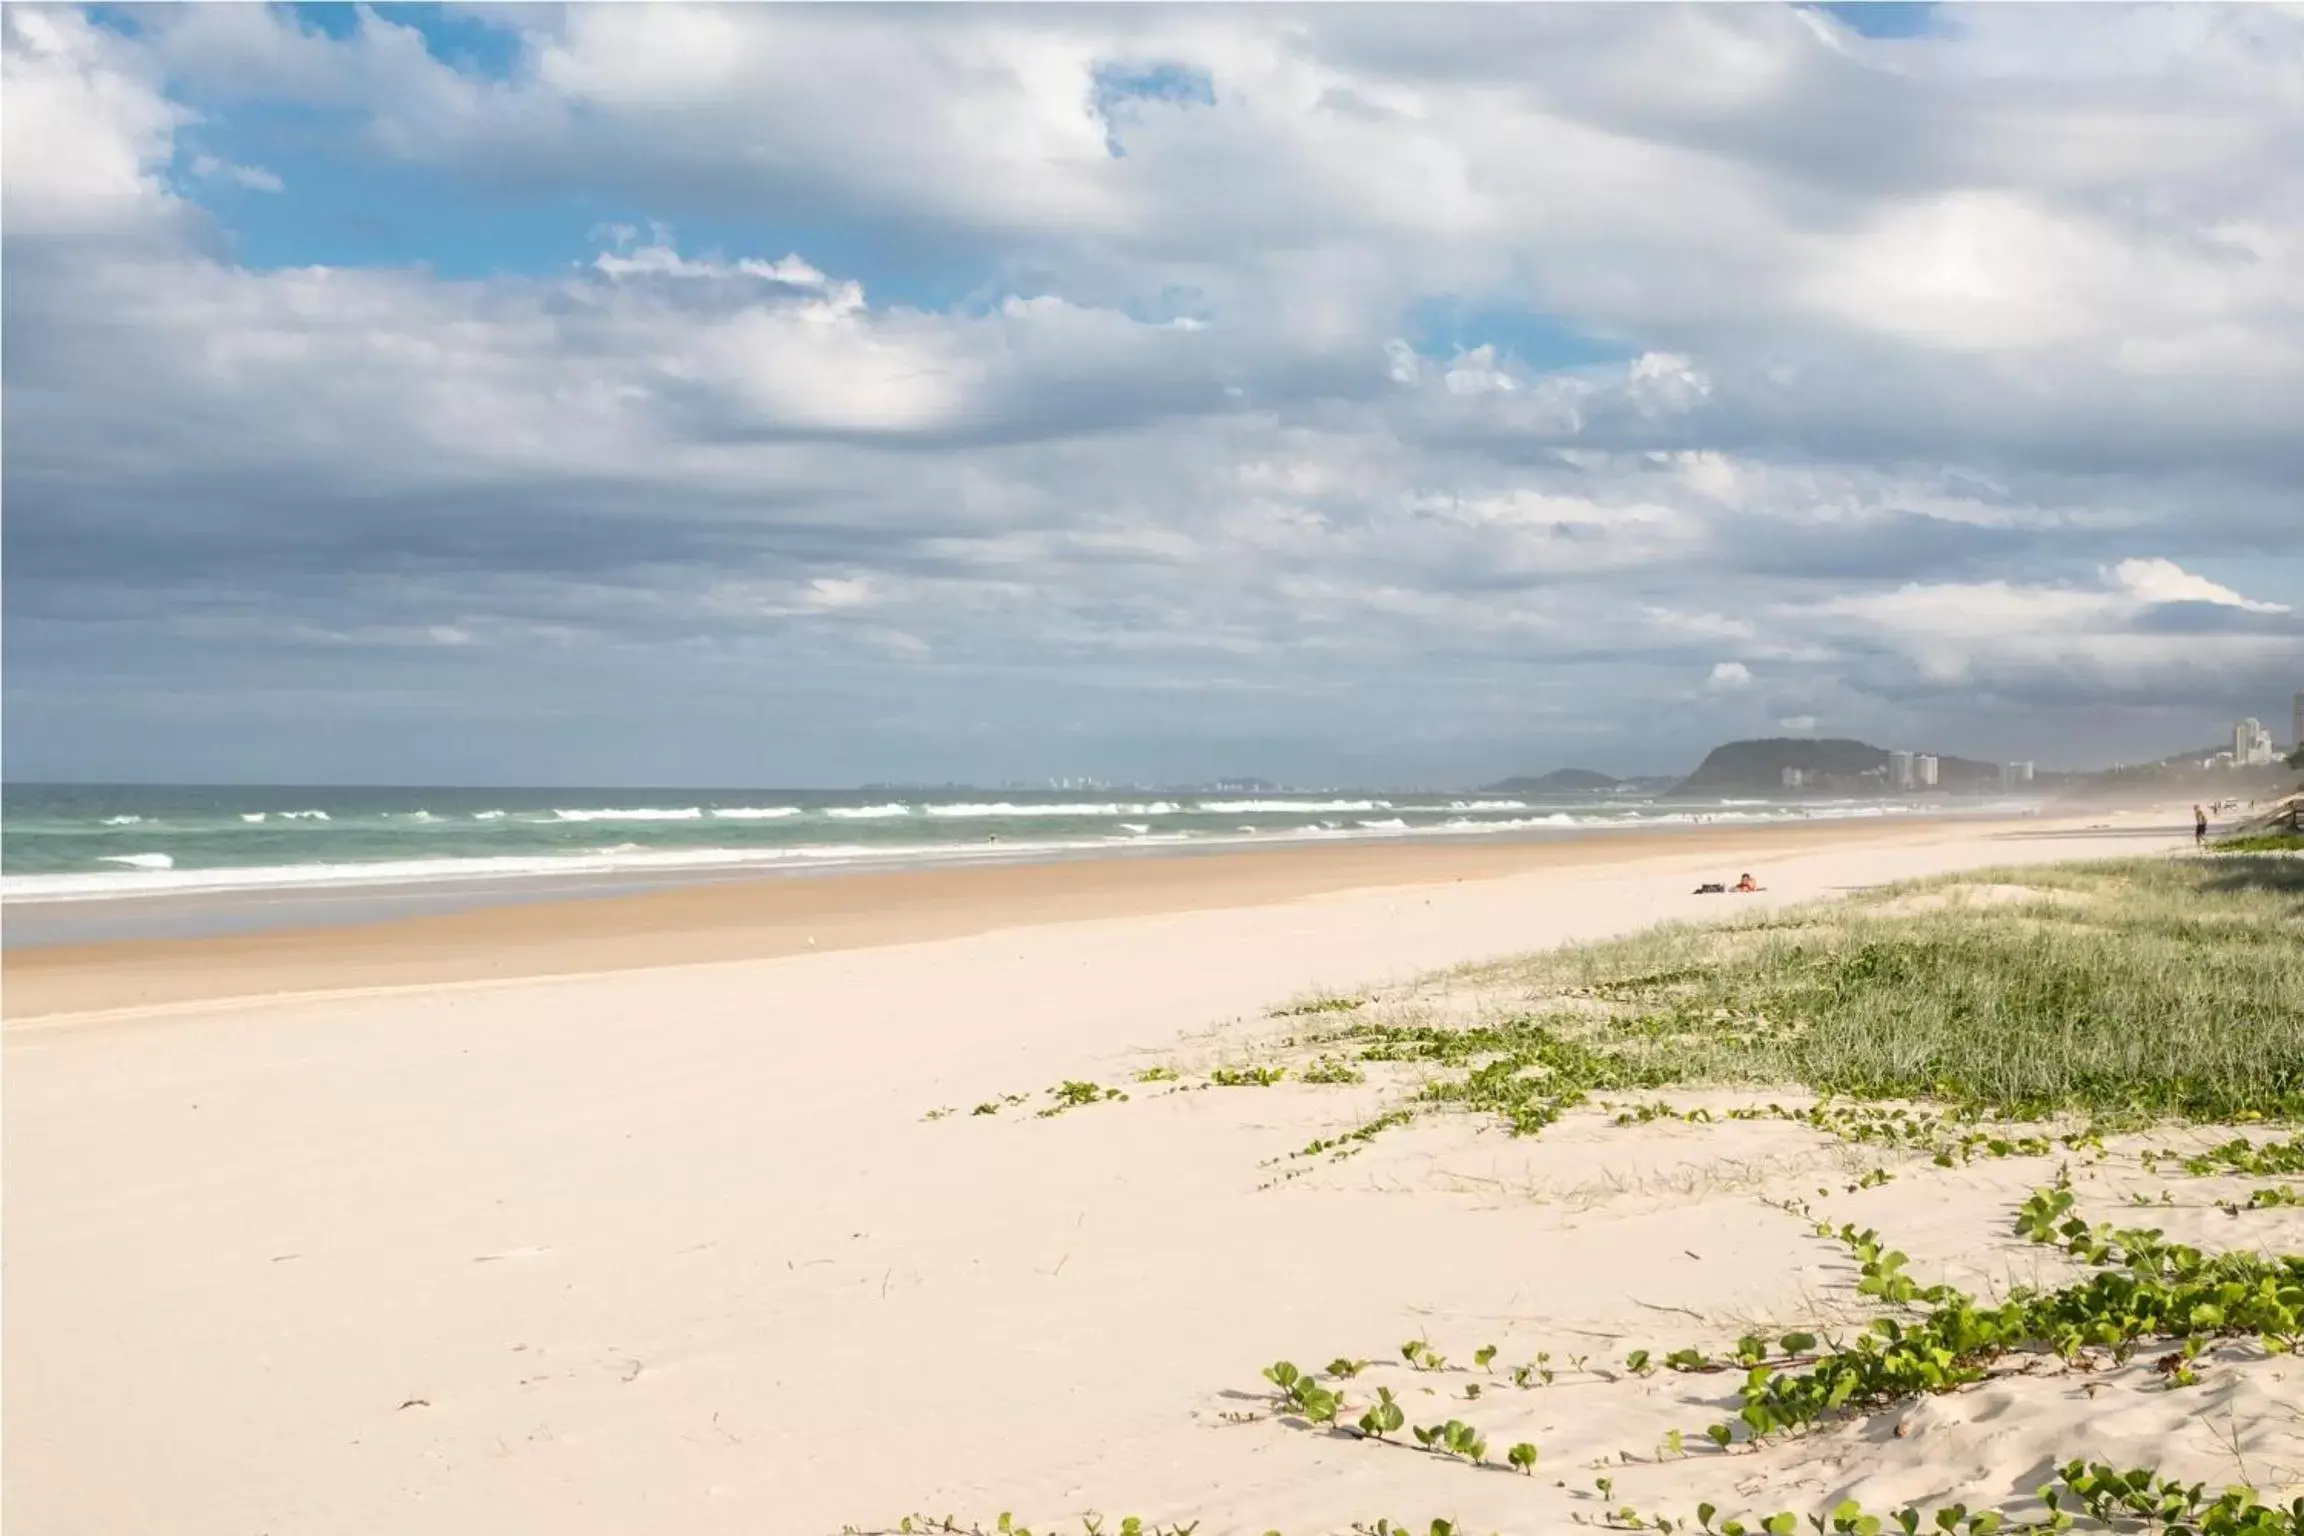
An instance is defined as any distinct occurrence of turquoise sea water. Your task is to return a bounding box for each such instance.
[0,782,1962,902]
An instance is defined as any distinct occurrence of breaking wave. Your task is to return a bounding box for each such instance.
[551,807,704,822]
[1197,799,1392,814]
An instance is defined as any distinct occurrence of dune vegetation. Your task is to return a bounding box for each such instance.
[883,857,2304,1536]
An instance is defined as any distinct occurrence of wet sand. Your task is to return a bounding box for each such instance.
[0,813,2085,1021]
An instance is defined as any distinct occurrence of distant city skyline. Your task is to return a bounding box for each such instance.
[6,6,2301,785]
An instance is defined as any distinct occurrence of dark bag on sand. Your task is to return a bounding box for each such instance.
[1694,882,1726,894]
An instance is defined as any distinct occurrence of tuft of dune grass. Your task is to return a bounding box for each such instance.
[1433,856,2304,1122]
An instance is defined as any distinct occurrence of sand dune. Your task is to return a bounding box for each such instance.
[12,811,2289,1536]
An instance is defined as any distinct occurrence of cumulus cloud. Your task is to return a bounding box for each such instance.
[1785,560,2302,703]
[5,3,2302,783]
[2107,557,2290,614]
[188,152,282,191]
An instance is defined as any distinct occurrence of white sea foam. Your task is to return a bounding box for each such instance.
[1120,823,1152,835]
[1446,799,1529,811]
[551,807,704,822]
[2,798,1983,905]
[405,811,438,822]
[472,810,508,820]
[922,801,1182,818]
[280,810,331,821]
[1198,799,1391,814]
[241,813,266,823]
[101,814,145,825]
[1440,812,1580,831]
[710,806,803,820]
[6,835,1200,902]
[825,803,911,819]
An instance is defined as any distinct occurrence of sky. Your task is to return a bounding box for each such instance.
[5,2,2302,788]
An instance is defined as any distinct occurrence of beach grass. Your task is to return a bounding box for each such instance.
[1355,855,2304,1126]
[902,856,2304,1536]
[2216,830,2304,854]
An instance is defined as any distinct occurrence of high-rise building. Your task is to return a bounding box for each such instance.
[1888,750,1915,790]
[1917,754,1940,788]
[2000,761,2035,788]
[1781,767,1806,789]
[2233,718,2275,767]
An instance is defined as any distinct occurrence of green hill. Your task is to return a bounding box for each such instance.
[1674,738,2001,795]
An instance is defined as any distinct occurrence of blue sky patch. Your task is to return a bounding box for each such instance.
[1812,3,1945,39]
[1407,298,1631,374]
[1091,60,1215,156]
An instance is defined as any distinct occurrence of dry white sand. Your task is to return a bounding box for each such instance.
[8,813,2297,1535]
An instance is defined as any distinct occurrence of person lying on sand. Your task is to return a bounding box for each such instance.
[1735,873,1763,892]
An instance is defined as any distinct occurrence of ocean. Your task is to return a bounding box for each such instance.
[0,782,1951,904]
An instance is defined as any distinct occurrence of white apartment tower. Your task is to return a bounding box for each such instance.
[1917,754,1940,788]
[1888,750,1915,790]
[2234,718,2275,767]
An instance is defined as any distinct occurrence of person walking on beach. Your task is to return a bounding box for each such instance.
[2194,804,2209,847]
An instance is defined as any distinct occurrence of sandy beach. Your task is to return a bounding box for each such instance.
[4,813,2124,1021]
[7,809,2289,1536]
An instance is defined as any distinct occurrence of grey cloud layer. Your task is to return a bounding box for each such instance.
[4,4,2300,783]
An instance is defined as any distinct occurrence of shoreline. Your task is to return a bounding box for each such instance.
[1,810,2160,1022]
[1,797,2022,911]
[2,815,2215,1536]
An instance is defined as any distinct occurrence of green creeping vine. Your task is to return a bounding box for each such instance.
[1210,1064,1288,1088]
[1040,1080,1129,1117]
[1608,1099,2091,1169]
[1714,1212,2304,1446]
[1589,1464,2304,1536]
[965,1081,1132,1118]
[2142,1137,2304,1179]
[849,1470,2304,1536]
[1261,1360,1537,1474]
[1294,1109,1415,1162]
[1252,1205,2304,1461]
[2231,1186,2304,1211]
